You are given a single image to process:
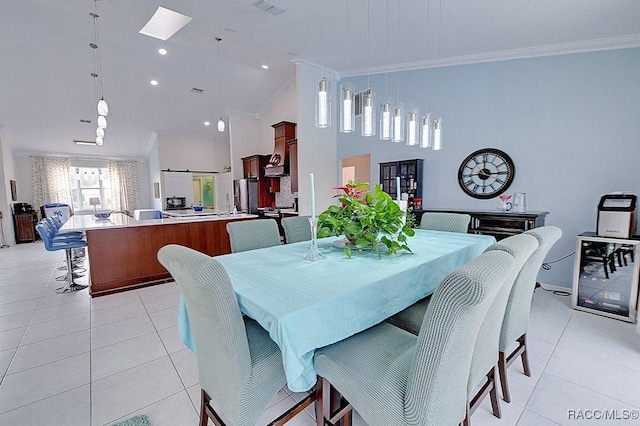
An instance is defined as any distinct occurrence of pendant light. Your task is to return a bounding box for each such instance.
[362,89,376,137]
[215,37,225,133]
[420,113,431,148]
[433,117,443,150]
[380,0,392,140]
[361,1,375,137]
[434,0,444,150]
[315,0,331,128]
[339,0,354,133]
[392,103,404,143]
[340,82,355,133]
[406,0,418,146]
[90,0,108,146]
[407,111,418,146]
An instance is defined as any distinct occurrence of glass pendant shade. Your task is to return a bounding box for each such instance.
[379,101,392,140]
[420,114,431,149]
[97,115,107,129]
[392,105,404,143]
[96,127,104,138]
[406,111,418,146]
[339,82,355,133]
[97,99,109,116]
[433,117,443,150]
[315,77,331,128]
[217,117,225,132]
[361,89,376,137]
[96,136,104,146]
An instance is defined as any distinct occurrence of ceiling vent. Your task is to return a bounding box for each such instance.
[253,0,285,15]
[190,87,204,94]
[79,119,92,124]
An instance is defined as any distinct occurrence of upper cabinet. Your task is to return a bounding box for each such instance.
[287,139,298,193]
[265,121,296,178]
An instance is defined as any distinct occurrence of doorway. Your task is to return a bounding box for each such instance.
[341,154,371,188]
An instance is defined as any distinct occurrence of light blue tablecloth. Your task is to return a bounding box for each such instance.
[177,229,495,392]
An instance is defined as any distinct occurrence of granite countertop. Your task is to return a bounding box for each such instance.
[61,212,258,231]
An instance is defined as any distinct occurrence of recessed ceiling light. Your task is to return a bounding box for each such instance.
[158,48,167,55]
[139,6,193,41]
[204,121,210,126]
[261,64,269,69]
[150,80,159,86]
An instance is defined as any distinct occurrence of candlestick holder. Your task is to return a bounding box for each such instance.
[304,217,325,261]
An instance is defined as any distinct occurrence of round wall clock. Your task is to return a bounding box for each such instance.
[457,148,515,199]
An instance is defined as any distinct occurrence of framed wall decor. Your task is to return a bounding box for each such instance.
[10,180,17,201]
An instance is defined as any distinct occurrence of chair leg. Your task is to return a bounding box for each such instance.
[200,389,209,426]
[488,367,501,419]
[519,334,531,377]
[498,351,511,403]
[317,377,353,426]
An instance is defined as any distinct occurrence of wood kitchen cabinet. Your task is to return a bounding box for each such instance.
[242,154,275,207]
[14,213,37,243]
[287,139,298,193]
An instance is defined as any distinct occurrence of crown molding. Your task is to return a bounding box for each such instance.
[343,35,640,77]
[256,80,294,118]
[292,58,341,80]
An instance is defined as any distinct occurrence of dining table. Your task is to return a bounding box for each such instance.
[177,229,496,392]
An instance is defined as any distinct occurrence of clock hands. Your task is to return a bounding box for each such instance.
[461,170,508,178]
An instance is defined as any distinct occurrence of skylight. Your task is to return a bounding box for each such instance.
[139,7,193,41]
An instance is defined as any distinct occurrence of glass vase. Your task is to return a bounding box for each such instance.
[304,217,325,261]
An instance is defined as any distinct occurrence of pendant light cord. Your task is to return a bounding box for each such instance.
[92,0,104,100]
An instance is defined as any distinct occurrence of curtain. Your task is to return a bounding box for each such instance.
[108,160,141,212]
[31,157,72,210]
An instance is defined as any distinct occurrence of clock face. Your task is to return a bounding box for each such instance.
[457,148,515,199]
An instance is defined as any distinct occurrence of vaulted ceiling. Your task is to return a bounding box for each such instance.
[2,0,639,158]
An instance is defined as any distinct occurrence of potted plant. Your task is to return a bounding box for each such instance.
[317,180,415,258]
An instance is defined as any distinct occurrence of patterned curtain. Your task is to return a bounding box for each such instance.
[31,157,72,210]
[108,160,141,212]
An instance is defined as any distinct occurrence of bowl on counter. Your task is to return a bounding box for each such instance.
[192,205,204,212]
[94,212,111,219]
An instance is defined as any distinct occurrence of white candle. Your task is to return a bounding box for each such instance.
[396,176,401,202]
[310,173,316,218]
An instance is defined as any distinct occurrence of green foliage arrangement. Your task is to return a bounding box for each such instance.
[317,180,415,258]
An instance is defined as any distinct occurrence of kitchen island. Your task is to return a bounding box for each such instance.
[62,212,258,296]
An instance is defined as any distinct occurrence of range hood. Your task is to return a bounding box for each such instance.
[264,121,296,177]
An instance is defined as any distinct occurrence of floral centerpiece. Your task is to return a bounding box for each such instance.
[317,180,415,258]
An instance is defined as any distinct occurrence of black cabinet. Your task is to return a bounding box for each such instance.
[379,159,424,210]
[413,208,549,240]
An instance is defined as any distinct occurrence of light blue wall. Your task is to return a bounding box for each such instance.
[338,48,640,288]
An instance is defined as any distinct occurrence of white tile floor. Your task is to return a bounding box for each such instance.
[1,241,639,425]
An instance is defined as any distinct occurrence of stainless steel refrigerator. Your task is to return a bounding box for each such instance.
[234,179,259,214]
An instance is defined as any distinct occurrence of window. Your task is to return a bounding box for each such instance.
[69,167,112,211]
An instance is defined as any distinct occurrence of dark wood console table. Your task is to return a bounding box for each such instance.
[413,209,549,240]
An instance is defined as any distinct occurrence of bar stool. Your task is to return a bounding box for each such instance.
[35,223,88,293]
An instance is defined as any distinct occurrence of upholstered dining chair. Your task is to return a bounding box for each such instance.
[498,226,562,403]
[313,249,517,426]
[157,244,315,426]
[386,212,473,333]
[281,215,312,244]
[420,212,471,233]
[464,234,538,424]
[226,218,281,253]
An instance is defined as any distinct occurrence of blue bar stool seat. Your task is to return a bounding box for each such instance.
[36,223,89,294]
